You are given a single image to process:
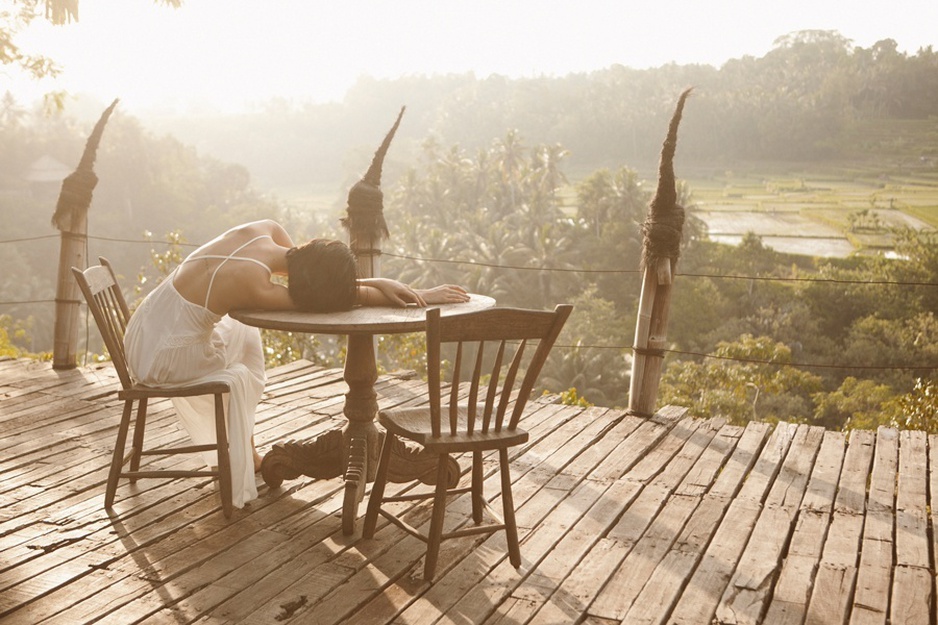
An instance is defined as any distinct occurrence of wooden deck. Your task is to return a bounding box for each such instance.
[0,356,935,625]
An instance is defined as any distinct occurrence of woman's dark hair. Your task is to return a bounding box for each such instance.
[286,239,358,312]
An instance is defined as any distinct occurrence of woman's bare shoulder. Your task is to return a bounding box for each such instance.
[231,220,292,247]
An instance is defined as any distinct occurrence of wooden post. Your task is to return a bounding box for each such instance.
[52,216,87,369]
[348,231,380,281]
[628,257,674,416]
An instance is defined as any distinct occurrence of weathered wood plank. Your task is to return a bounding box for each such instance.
[609,421,763,625]
[191,401,581,625]
[889,429,931,625]
[849,427,898,625]
[931,433,938,625]
[0,366,352,620]
[0,358,925,625]
[588,418,725,620]
[415,409,688,625]
[620,422,772,625]
[762,430,845,625]
[714,425,825,625]
[803,428,874,625]
[666,421,798,625]
[524,419,734,625]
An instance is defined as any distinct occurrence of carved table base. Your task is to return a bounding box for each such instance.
[260,429,460,535]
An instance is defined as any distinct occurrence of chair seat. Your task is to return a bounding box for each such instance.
[119,381,231,401]
[378,406,529,453]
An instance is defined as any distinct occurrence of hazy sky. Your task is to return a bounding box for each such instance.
[7,0,938,115]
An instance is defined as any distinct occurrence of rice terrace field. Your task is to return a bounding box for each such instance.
[686,163,938,258]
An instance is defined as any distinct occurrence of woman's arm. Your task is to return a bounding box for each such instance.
[238,275,471,312]
[356,278,469,307]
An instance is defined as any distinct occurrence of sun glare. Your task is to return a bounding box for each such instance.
[6,0,938,115]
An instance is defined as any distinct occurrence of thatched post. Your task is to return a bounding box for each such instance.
[628,89,691,416]
[51,99,118,369]
[342,105,404,280]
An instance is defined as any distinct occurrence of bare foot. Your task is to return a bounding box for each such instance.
[253,449,263,473]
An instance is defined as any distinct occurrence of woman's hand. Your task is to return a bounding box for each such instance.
[416,284,470,305]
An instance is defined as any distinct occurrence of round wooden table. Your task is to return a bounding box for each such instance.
[231,294,494,534]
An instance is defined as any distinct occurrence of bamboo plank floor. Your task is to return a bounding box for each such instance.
[1,356,935,625]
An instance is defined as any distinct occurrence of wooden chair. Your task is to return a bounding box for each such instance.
[362,304,572,581]
[72,257,233,518]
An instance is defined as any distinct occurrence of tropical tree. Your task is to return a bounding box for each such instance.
[813,376,896,430]
[659,334,824,425]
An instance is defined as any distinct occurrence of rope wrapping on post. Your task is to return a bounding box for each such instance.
[632,346,666,358]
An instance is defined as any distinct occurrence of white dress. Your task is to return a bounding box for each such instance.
[124,236,271,509]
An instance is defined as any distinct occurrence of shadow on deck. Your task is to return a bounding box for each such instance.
[0,357,934,624]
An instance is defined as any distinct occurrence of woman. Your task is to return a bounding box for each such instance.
[124,219,469,509]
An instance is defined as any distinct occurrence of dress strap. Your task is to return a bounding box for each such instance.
[190,234,273,309]
[192,255,273,273]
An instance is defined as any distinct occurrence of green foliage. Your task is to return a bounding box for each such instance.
[539,284,631,406]
[666,228,938,432]
[261,330,335,369]
[555,387,593,408]
[660,335,824,425]
[382,137,641,405]
[0,320,21,358]
[106,30,938,186]
[377,332,427,378]
[0,313,46,359]
[813,377,896,430]
[133,229,185,304]
[1,2,61,81]
[883,377,938,433]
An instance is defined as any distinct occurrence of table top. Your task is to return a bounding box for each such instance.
[230,293,495,334]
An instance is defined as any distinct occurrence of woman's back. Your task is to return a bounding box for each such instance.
[172,221,291,315]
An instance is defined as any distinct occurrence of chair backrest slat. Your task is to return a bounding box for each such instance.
[426,304,572,439]
[481,339,506,433]
[465,341,485,434]
[494,339,526,431]
[72,257,134,390]
[427,308,443,438]
[448,341,463,435]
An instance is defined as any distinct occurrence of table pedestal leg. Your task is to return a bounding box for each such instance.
[339,334,380,534]
[259,333,379,536]
[259,333,460,534]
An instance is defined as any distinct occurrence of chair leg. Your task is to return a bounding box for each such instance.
[128,397,148,480]
[106,399,135,508]
[214,393,233,519]
[363,431,395,539]
[471,450,484,524]
[499,448,521,568]
[423,453,451,582]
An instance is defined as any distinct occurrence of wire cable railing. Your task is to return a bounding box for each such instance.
[2,232,936,372]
